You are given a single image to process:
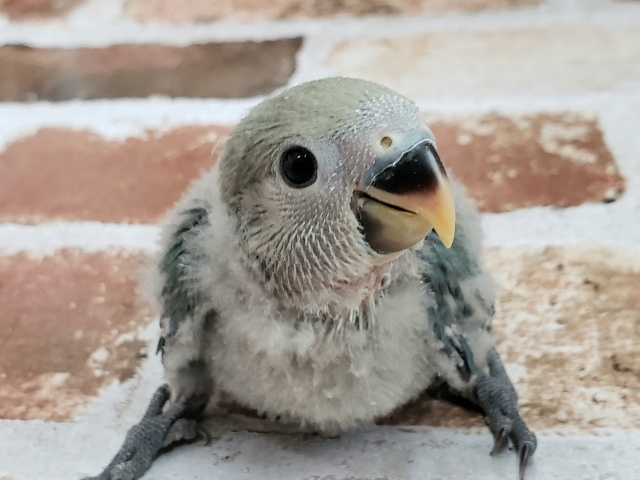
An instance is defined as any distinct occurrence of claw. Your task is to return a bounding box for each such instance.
[518,442,534,480]
[83,385,207,480]
[471,348,537,479]
[490,426,510,456]
[197,423,213,446]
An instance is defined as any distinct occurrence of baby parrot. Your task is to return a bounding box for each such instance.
[83,77,536,480]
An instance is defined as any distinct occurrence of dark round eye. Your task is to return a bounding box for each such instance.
[280,146,317,188]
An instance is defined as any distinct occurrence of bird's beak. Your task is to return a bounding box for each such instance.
[355,133,456,255]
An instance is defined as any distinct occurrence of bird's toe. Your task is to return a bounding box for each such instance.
[518,439,536,480]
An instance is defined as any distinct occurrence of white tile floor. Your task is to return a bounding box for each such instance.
[3,416,639,479]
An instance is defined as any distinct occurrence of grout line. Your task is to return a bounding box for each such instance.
[0,2,639,47]
[0,197,639,255]
[0,223,159,253]
[481,202,640,250]
[0,98,257,146]
[1,91,640,145]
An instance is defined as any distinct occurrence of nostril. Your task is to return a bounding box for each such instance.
[380,136,393,148]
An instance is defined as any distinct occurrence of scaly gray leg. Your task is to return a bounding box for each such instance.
[82,385,205,480]
[474,348,537,480]
[434,328,536,480]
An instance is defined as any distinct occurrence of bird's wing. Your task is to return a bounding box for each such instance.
[155,201,211,355]
[417,180,496,380]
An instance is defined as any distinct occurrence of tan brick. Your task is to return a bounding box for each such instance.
[0,39,302,101]
[0,126,230,223]
[0,0,81,20]
[490,245,640,431]
[430,112,625,212]
[326,26,640,98]
[125,0,538,22]
[0,249,154,421]
[381,246,640,431]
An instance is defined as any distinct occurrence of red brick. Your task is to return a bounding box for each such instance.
[430,112,625,212]
[0,249,154,421]
[0,39,302,101]
[125,0,538,22]
[0,0,81,20]
[326,26,640,97]
[0,112,623,223]
[0,126,230,223]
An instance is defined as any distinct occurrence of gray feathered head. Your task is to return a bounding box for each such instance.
[219,77,455,311]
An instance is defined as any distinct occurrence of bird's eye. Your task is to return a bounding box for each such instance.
[280,146,318,188]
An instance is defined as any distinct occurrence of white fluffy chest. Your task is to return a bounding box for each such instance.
[208,282,436,432]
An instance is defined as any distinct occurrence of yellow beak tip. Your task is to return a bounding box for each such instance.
[427,205,456,249]
[440,233,455,249]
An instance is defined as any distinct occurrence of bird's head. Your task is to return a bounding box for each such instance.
[219,77,456,310]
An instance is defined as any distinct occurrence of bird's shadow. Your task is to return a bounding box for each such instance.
[180,385,486,457]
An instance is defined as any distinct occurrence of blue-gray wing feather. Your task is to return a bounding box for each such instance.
[156,202,211,355]
[418,218,495,378]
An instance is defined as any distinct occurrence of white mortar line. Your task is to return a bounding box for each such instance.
[481,203,640,249]
[0,223,159,253]
[0,98,258,144]
[0,1,639,47]
[0,198,638,255]
[1,91,640,145]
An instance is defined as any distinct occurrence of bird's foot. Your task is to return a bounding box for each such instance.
[81,384,206,480]
[474,348,537,480]
[162,417,209,448]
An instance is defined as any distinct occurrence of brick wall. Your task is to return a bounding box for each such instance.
[0,1,639,479]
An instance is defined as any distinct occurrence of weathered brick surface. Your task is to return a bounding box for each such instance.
[0,249,153,421]
[0,0,81,20]
[125,0,539,22]
[382,245,640,430]
[490,245,640,430]
[0,126,229,223]
[326,26,640,97]
[430,112,625,211]
[0,39,302,101]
